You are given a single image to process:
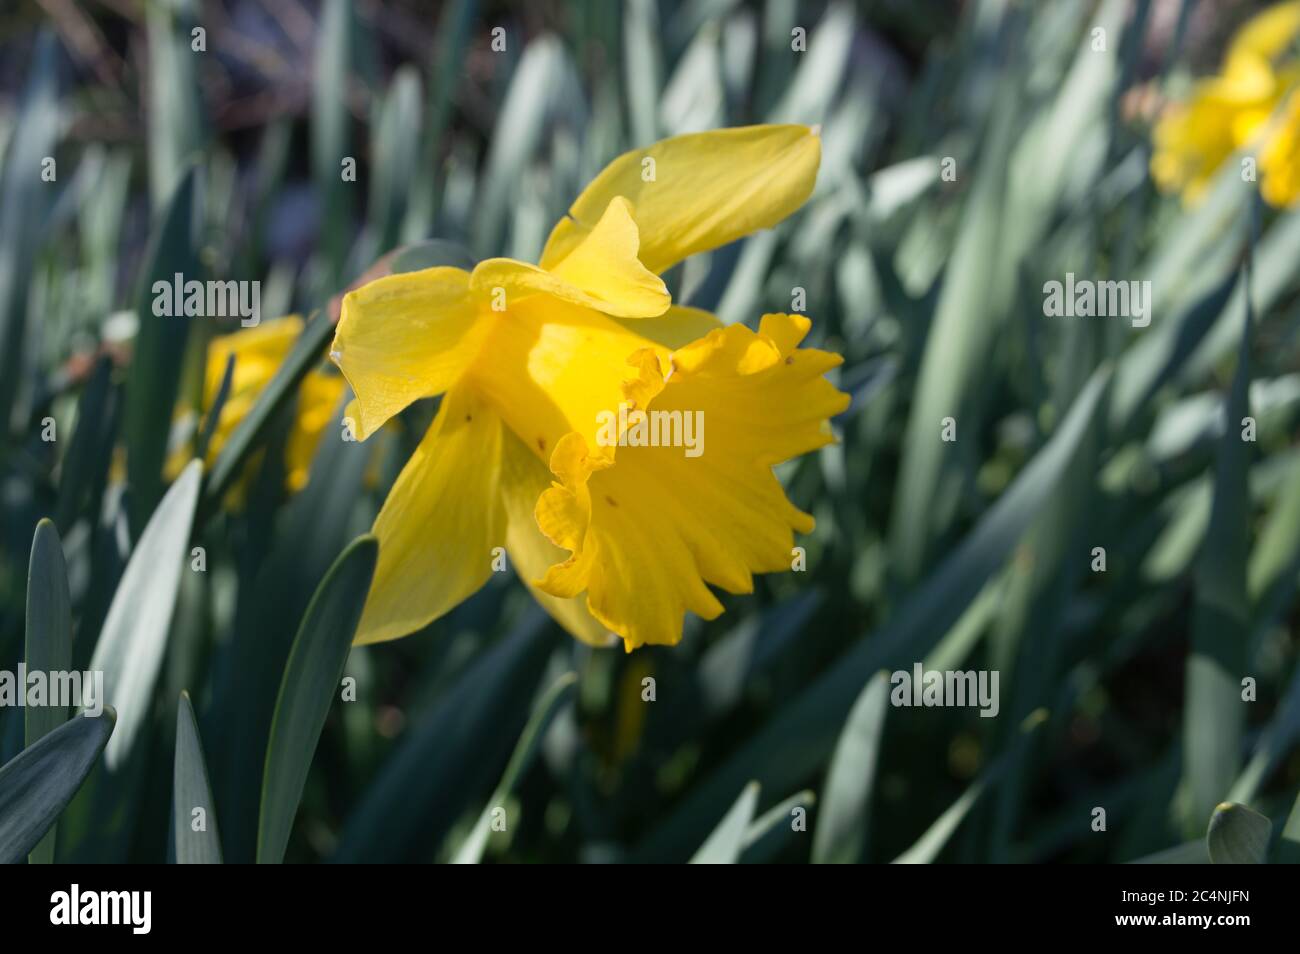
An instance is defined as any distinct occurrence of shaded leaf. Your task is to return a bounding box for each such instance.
[257,536,378,864]
[0,709,116,864]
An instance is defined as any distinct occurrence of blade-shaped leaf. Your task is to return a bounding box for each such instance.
[813,671,889,863]
[90,459,203,770]
[0,32,59,431]
[257,535,378,864]
[690,782,760,864]
[741,789,816,864]
[24,519,72,863]
[0,709,116,864]
[1182,253,1254,831]
[54,355,115,531]
[892,712,1047,864]
[201,314,333,510]
[1206,802,1270,864]
[333,609,555,863]
[1276,791,1300,864]
[311,0,354,287]
[174,691,222,863]
[453,671,577,864]
[123,166,199,534]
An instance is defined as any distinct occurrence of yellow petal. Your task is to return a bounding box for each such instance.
[539,124,821,275]
[471,198,669,319]
[1150,64,1279,201]
[331,267,489,441]
[354,385,506,646]
[499,427,616,647]
[1214,54,1278,106]
[167,316,345,499]
[1262,92,1300,206]
[206,315,304,397]
[285,370,347,491]
[534,314,848,649]
[1227,1,1300,65]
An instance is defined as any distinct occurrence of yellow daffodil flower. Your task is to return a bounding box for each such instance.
[166,316,346,493]
[331,124,847,650]
[1260,88,1300,204]
[1224,0,1300,65]
[1152,2,1300,204]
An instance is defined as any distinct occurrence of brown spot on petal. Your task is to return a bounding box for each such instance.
[605,495,618,507]
[785,355,795,365]
[537,437,546,452]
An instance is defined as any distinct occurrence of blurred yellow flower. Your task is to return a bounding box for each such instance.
[1260,89,1300,204]
[166,316,346,494]
[332,124,847,650]
[1152,2,1300,205]
[1225,0,1300,64]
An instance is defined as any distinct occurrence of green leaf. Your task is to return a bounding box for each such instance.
[1276,791,1300,864]
[452,671,577,864]
[893,782,986,865]
[472,36,565,257]
[741,789,816,864]
[123,165,199,533]
[311,0,355,286]
[207,399,368,862]
[257,535,378,864]
[54,355,115,531]
[145,0,204,209]
[194,352,234,464]
[636,366,1110,861]
[24,519,72,863]
[200,313,333,511]
[813,671,889,863]
[1228,663,1300,805]
[90,460,203,770]
[1206,802,1271,864]
[690,782,760,864]
[368,66,423,253]
[623,0,662,146]
[1182,255,1253,831]
[402,0,476,242]
[334,610,555,863]
[892,711,1047,864]
[767,1,855,125]
[0,31,60,437]
[888,96,1016,580]
[174,691,222,864]
[0,709,116,864]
